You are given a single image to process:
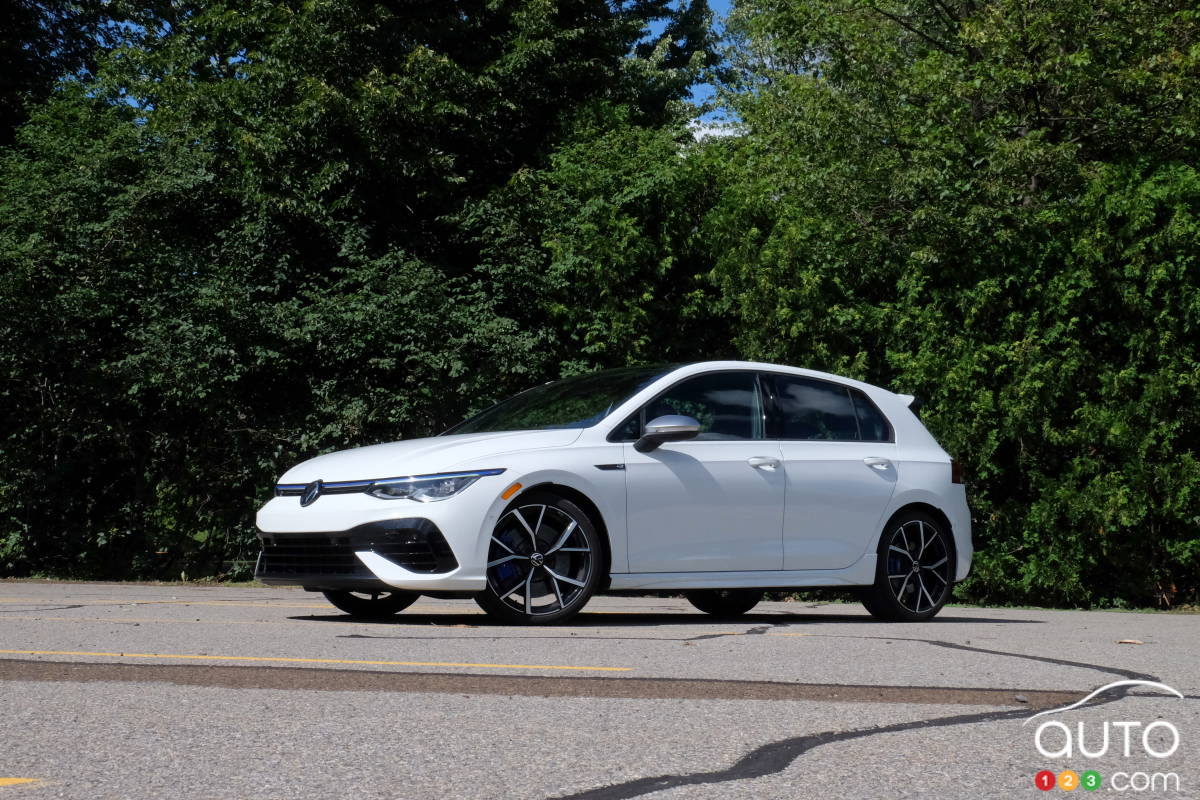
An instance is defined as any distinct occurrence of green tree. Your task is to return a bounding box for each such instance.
[0,0,140,143]
[465,101,734,377]
[0,0,714,578]
[714,0,1200,605]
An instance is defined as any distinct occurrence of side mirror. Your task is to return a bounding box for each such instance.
[634,415,701,453]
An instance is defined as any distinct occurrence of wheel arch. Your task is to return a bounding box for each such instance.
[517,481,613,591]
[862,502,958,621]
[882,502,956,558]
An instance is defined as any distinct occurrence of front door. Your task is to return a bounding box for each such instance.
[622,371,785,572]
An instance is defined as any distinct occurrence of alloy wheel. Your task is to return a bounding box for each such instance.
[884,518,951,614]
[485,502,594,618]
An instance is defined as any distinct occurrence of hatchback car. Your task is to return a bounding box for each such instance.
[255,361,971,624]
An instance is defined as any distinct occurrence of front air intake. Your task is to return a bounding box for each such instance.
[256,519,457,579]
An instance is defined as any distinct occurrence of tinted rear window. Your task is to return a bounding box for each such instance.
[772,376,859,440]
[768,375,894,442]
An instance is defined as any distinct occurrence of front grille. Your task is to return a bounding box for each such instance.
[257,519,457,578]
[274,480,372,498]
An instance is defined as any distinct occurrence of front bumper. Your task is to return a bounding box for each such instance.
[256,486,500,592]
[256,518,458,591]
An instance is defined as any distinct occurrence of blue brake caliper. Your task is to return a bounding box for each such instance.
[493,528,523,585]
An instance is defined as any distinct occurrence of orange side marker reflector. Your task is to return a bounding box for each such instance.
[501,482,523,501]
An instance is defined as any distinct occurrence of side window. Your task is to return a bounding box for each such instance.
[772,376,860,441]
[851,390,893,442]
[611,415,641,441]
[643,372,762,441]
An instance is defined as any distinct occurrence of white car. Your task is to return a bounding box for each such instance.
[255,361,971,624]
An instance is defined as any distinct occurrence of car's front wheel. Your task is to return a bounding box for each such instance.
[321,589,419,618]
[860,510,955,622]
[475,492,602,625]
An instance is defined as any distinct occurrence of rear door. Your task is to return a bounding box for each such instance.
[766,374,899,570]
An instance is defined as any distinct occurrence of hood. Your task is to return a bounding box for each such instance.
[277,428,583,483]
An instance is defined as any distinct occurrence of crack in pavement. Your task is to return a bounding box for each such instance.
[681,623,777,642]
[332,632,750,643]
[796,634,1159,682]
[334,622,783,644]
[925,640,1156,682]
[553,706,1040,800]
[546,639,1171,800]
[0,605,85,613]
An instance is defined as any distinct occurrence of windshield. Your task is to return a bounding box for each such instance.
[445,366,672,435]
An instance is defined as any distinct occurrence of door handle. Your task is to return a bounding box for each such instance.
[747,456,781,470]
[863,457,892,470]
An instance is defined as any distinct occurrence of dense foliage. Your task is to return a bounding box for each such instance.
[1,0,1196,606]
[713,0,1200,606]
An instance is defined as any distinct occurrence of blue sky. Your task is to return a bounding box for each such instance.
[691,0,734,115]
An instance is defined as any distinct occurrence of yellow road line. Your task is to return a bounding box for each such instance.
[0,598,72,603]
[0,598,469,612]
[0,614,456,628]
[134,600,335,609]
[0,617,727,639]
[0,649,630,672]
[0,778,41,787]
[0,598,335,609]
[0,615,311,626]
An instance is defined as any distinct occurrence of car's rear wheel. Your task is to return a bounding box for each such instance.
[860,510,954,622]
[685,589,763,617]
[321,589,419,618]
[475,492,601,625]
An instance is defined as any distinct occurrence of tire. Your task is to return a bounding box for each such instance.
[685,589,763,617]
[860,510,955,622]
[322,589,419,618]
[475,491,602,625]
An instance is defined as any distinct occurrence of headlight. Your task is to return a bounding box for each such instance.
[366,469,505,502]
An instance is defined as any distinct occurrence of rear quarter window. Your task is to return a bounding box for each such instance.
[850,390,894,442]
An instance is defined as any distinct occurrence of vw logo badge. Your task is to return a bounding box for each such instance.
[300,479,324,507]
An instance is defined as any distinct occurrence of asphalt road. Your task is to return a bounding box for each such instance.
[1,582,1197,799]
